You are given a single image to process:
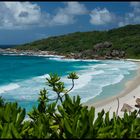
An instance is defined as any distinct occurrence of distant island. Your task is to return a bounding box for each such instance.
[0,24,140,59]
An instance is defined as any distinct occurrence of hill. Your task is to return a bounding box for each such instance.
[15,24,140,59]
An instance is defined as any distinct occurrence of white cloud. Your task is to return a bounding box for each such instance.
[89,8,114,25]
[0,2,46,29]
[51,12,74,25]
[64,2,88,15]
[0,1,88,29]
[50,2,88,26]
[130,2,140,8]
[130,2,140,13]
[118,2,140,27]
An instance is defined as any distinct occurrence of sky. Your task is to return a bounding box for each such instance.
[0,1,140,45]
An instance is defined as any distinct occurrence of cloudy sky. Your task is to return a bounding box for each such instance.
[0,1,140,44]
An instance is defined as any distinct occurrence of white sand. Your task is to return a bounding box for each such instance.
[84,60,140,118]
[125,59,140,62]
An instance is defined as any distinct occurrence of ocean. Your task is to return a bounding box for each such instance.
[0,53,138,113]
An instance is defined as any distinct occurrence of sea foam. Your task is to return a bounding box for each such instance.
[0,83,20,94]
[0,56,138,111]
[48,57,100,62]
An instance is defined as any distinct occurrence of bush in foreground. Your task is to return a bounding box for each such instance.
[0,73,140,139]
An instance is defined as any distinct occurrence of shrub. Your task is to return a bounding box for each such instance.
[0,73,140,138]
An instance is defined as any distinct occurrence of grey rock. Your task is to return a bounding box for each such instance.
[94,41,112,51]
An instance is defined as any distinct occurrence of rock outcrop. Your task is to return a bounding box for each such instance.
[105,49,125,58]
[94,41,112,51]
[0,41,126,60]
[93,41,125,59]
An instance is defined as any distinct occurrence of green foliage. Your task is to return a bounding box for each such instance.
[38,88,48,113]
[0,73,140,138]
[0,101,29,138]
[15,24,140,58]
[67,72,79,79]
[0,96,4,107]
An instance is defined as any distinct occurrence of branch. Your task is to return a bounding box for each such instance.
[58,93,63,103]
[61,79,75,98]
[116,97,119,117]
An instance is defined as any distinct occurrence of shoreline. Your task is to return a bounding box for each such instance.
[0,48,140,61]
[84,61,140,117]
[0,48,65,58]
[0,48,126,60]
[1,48,140,117]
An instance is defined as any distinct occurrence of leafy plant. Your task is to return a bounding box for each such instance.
[0,73,140,138]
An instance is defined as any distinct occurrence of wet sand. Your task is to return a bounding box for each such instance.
[84,60,140,118]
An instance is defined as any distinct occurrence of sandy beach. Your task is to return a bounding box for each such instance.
[1,48,140,118]
[84,60,140,118]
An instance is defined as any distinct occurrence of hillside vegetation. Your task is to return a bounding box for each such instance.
[15,24,140,59]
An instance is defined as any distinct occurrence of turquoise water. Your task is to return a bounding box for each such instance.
[87,70,137,103]
[0,54,138,113]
